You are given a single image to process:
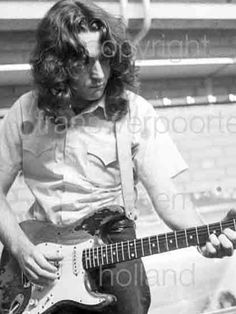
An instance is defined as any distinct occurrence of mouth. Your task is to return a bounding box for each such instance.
[90,83,105,89]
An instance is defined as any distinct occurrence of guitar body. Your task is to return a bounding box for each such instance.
[1,204,234,314]
[0,205,125,314]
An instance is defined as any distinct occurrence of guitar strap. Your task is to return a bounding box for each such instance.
[115,110,137,220]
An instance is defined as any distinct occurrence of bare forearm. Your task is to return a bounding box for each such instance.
[159,203,205,231]
[142,174,205,230]
[0,191,31,255]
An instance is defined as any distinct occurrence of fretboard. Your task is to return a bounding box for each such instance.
[82,218,236,270]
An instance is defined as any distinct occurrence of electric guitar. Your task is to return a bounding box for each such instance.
[0,205,235,314]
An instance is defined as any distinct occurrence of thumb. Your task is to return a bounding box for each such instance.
[222,208,236,222]
[42,247,63,261]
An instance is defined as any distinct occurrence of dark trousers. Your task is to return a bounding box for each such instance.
[53,218,151,314]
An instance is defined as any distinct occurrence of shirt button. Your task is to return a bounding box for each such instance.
[127,211,137,220]
[127,212,133,219]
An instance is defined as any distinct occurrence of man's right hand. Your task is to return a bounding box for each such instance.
[13,240,63,286]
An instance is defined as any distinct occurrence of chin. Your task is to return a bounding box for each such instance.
[89,90,105,100]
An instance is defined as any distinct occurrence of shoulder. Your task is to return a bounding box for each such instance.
[126,90,156,118]
[17,90,38,110]
[14,90,39,122]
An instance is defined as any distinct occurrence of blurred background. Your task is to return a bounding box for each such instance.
[1,0,236,313]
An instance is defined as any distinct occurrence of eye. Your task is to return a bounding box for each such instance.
[90,19,106,32]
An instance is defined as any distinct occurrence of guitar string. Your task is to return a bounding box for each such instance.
[81,220,235,267]
[84,220,235,254]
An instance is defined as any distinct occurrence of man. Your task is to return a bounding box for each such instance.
[0,0,236,313]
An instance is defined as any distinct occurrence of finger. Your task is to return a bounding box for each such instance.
[209,233,221,249]
[43,249,63,262]
[36,253,58,273]
[25,268,52,286]
[24,268,39,283]
[204,241,217,257]
[28,259,58,281]
[224,228,236,247]
[218,234,233,256]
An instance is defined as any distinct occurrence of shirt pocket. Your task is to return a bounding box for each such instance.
[22,137,56,178]
[87,143,120,186]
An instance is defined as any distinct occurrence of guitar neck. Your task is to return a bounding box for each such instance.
[82,218,236,270]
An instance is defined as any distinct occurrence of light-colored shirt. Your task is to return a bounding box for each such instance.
[0,90,187,225]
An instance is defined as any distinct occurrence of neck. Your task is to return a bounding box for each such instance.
[82,218,236,270]
[71,95,105,115]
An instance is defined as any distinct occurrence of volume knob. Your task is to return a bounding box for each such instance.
[29,298,39,307]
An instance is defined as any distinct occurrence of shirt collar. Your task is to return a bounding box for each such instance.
[72,94,108,119]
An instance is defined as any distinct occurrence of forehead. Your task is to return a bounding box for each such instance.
[78,31,101,58]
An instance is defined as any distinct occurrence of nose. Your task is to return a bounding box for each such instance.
[90,60,104,82]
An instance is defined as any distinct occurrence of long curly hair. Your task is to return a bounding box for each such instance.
[30,0,138,122]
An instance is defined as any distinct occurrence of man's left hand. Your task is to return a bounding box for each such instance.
[199,209,236,258]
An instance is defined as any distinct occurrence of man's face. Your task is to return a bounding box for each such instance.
[73,31,111,104]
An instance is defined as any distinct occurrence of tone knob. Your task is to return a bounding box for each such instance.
[29,298,39,307]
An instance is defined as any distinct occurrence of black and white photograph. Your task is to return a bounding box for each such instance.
[0,0,236,313]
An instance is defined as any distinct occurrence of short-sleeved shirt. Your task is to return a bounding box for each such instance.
[0,90,188,225]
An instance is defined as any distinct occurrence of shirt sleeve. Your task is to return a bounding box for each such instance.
[0,98,23,177]
[129,93,188,183]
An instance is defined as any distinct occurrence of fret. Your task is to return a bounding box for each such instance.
[233,219,236,231]
[195,227,200,245]
[158,234,168,253]
[167,232,177,251]
[116,243,119,263]
[110,244,114,264]
[127,240,131,260]
[121,241,125,261]
[96,246,101,267]
[227,220,234,231]
[165,234,169,251]
[185,229,189,247]
[84,250,88,270]
[148,237,153,255]
[206,224,210,238]
[186,228,198,246]
[88,248,92,268]
[156,236,160,253]
[134,240,138,258]
[141,238,145,256]
[100,246,104,265]
[174,231,178,249]
[176,230,187,248]
[105,245,109,265]
[219,221,223,233]
[92,248,97,268]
